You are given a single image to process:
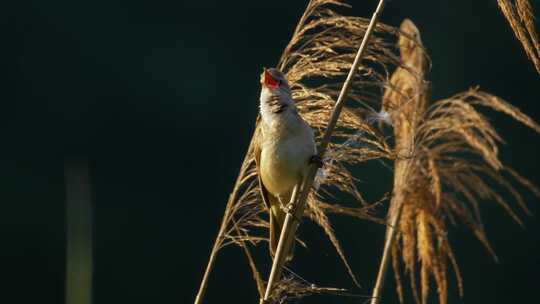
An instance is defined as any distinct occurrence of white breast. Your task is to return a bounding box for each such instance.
[260,121,316,196]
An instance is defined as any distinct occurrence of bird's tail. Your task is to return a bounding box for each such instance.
[269,204,295,263]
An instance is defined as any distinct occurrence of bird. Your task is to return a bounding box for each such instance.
[254,68,319,262]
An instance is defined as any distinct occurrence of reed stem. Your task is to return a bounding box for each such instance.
[369,200,404,304]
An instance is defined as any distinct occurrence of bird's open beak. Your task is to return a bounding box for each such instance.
[261,69,279,89]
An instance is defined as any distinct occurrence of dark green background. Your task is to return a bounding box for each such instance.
[4,0,539,303]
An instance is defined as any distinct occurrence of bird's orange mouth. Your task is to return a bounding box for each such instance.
[262,69,279,89]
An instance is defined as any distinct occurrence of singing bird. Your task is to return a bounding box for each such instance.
[254,68,319,261]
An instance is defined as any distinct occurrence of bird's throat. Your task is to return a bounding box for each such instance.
[260,88,289,121]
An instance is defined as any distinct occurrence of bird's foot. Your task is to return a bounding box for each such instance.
[309,154,324,168]
[282,203,303,223]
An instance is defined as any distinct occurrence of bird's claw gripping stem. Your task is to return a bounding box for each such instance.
[281,203,302,223]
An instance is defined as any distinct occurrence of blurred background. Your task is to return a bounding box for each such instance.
[4,0,539,303]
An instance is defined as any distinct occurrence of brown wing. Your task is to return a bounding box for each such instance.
[254,126,272,211]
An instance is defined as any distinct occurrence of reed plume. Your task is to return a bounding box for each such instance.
[392,89,540,304]
[370,18,430,304]
[195,1,402,303]
[371,18,540,304]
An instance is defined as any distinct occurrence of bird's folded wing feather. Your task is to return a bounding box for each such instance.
[253,126,272,211]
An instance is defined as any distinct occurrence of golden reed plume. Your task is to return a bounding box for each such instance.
[373,18,540,304]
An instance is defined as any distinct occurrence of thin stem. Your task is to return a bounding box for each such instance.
[233,218,265,298]
[194,140,255,304]
[370,143,413,304]
[261,0,388,301]
[369,199,404,304]
[194,230,223,304]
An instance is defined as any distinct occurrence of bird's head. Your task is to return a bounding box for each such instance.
[259,68,295,119]
[260,68,290,92]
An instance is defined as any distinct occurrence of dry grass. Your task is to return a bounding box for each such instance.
[497,0,540,74]
[390,88,540,304]
[379,19,540,304]
[266,276,361,304]
[195,1,401,303]
[196,2,540,304]
[241,0,400,291]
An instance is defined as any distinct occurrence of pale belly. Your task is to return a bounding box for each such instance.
[260,137,313,196]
